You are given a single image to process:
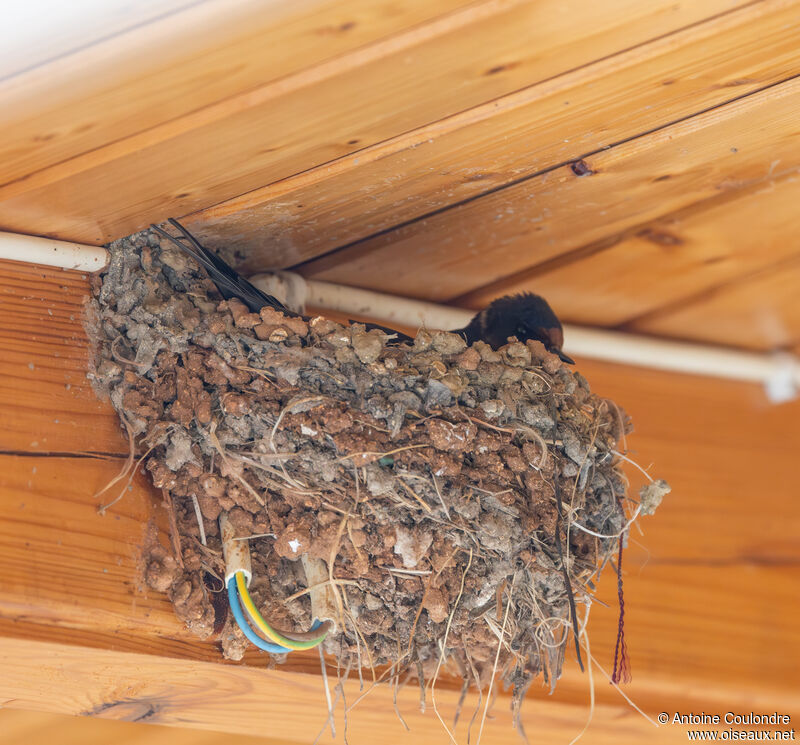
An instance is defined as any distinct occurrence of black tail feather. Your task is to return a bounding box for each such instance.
[150,220,292,315]
[151,219,414,344]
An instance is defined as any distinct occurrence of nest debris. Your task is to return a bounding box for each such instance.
[87,228,667,709]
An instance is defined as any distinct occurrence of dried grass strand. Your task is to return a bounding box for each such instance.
[92,415,135,502]
[477,573,515,745]
[190,493,207,546]
[431,548,474,745]
[206,422,265,506]
[568,606,595,745]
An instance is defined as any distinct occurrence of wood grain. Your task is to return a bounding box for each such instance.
[3,260,799,568]
[187,0,800,273]
[0,635,672,744]
[0,454,177,636]
[1,1,196,81]
[456,171,800,332]
[1,584,798,745]
[628,251,800,349]
[2,473,798,738]
[1,0,799,736]
[573,358,800,565]
[0,261,127,453]
[299,76,800,301]
[0,0,756,244]
[0,0,476,187]
[0,451,321,674]
[0,709,276,745]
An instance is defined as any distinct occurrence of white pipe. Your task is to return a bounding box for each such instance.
[219,512,252,586]
[3,233,794,402]
[0,231,108,272]
[250,272,800,403]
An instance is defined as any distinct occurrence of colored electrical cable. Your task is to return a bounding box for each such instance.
[241,600,330,643]
[235,571,328,651]
[266,618,332,643]
[226,576,291,654]
[243,607,328,646]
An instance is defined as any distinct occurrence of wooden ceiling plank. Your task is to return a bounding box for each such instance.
[0,260,128,454]
[1,562,797,740]
[4,414,797,650]
[573,357,800,565]
[0,0,759,244]
[455,172,800,329]
[626,251,800,350]
[186,0,800,273]
[0,709,282,745]
[0,0,197,82]
[0,454,179,637]
[298,76,800,300]
[0,0,477,187]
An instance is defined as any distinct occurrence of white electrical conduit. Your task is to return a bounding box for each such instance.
[1,231,796,402]
[251,272,800,404]
[0,231,108,272]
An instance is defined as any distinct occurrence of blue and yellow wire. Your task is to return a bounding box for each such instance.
[226,570,329,653]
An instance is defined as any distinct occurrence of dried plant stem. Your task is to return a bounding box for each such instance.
[611,449,655,482]
[568,606,595,745]
[464,646,482,745]
[283,578,359,604]
[585,647,659,728]
[392,640,410,732]
[431,548,474,745]
[477,573,515,745]
[337,443,428,464]
[161,489,184,567]
[98,442,157,515]
[92,416,135,503]
[318,645,336,740]
[398,478,432,512]
[207,422,265,506]
[571,505,642,539]
[190,494,207,545]
[345,656,410,715]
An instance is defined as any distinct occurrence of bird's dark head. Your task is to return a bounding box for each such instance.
[462,293,574,364]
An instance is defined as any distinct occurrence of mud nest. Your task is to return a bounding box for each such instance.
[88,229,667,704]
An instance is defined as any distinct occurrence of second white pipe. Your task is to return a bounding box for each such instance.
[251,273,800,403]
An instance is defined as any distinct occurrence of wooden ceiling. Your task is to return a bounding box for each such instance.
[1,0,799,354]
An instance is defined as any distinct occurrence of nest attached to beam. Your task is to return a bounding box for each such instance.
[88,229,666,707]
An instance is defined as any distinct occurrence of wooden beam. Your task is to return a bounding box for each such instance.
[2,564,798,740]
[0,708,277,745]
[186,0,800,273]
[1,1,195,81]
[0,0,475,189]
[0,635,736,744]
[0,0,757,244]
[298,76,800,300]
[4,259,799,569]
[0,261,127,453]
[455,171,800,335]
[628,252,800,350]
[0,454,178,638]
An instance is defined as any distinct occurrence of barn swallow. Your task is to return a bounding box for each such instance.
[151,219,573,363]
[454,293,574,364]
